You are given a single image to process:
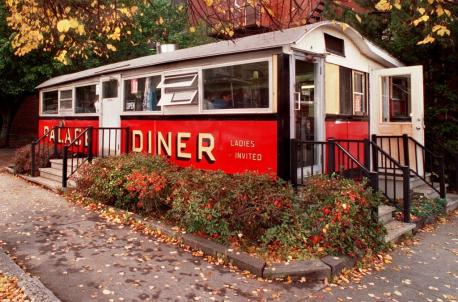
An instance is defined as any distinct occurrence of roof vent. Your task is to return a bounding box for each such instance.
[156,43,177,54]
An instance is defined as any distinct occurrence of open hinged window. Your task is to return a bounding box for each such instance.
[157,72,198,106]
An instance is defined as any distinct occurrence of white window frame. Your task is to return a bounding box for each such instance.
[352,70,366,115]
[101,77,120,100]
[58,87,74,113]
[121,72,164,115]
[74,82,100,116]
[157,70,199,107]
[200,57,273,114]
[40,89,59,116]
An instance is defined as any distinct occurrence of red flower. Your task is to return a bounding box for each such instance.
[310,235,322,245]
[323,208,331,215]
[211,233,220,239]
[273,199,282,208]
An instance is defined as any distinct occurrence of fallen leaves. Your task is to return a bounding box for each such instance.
[0,273,29,301]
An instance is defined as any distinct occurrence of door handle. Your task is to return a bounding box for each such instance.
[294,92,301,111]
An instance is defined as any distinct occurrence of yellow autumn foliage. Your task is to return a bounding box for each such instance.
[5,0,139,63]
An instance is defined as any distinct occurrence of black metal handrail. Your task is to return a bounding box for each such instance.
[425,133,458,192]
[333,141,378,191]
[31,126,59,176]
[373,134,445,198]
[371,141,411,223]
[94,127,130,157]
[408,136,445,198]
[62,127,93,188]
[290,139,328,186]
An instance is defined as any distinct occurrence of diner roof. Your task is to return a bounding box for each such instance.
[37,21,403,89]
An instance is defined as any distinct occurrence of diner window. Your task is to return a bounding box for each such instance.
[339,67,368,116]
[157,72,198,106]
[59,89,73,111]
[124,76,162,111]
[75,85,98,113]
[352,71,366,115]
[382,75,411,122]
[324,33,345,57]
[203,61,269,110]
[102,79,118,98]
[42,91,58,114]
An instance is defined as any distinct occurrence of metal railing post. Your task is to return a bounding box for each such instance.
[31,142,36,177]
[328,139,335,175]
[402,166,411,223]
[371,135,378,172]
[125,127,130,154]
[88,127,93,162]
[62,145,68,188]
[369,171,379,192]
[402,134,410,167]
[290,139,298,186]
[364,139,371,170]
[439,156,446,198]
[53,127,59,157]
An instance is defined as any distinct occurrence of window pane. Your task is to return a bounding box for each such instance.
[75,85,98,113]
[60,90,72,99]
[43,91,58,114]
[339,67,352,115]
[102,79,118,98]
[203,61,269,110]
[382,75,411,122]
[124,76,161,111]
[353,72,366,115]
[353,73,363,93]
[324,33,345,56]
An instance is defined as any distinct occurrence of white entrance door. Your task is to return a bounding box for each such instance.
[99,76,122,156]
[370,65,424,172]
[291,55,325,178]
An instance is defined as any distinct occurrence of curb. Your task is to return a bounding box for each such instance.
[127,210,354,282]
[0,249,61,302]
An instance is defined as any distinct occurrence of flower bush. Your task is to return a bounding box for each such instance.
[75,153,177,211]
[261,177,386,260]
[74,153,386,261]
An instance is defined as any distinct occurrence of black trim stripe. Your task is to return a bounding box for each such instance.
[276,54,291,181]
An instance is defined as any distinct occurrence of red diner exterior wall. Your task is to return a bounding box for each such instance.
[121,119,278,174]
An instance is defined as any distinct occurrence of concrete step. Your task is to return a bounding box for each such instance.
[50,158,85,169]
[384,220,416,243]
[378,205,396,224]
[21,175,62,193]
[39,167,75,183]
[446,193,458,213]
[413,184,441,199]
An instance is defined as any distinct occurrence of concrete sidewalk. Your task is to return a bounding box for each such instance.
[0,173,320,302]
[309,212,458,302]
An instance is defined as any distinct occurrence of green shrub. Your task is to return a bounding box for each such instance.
[167,169,295,243]
[260,176,386,259]
[14,144,50,175]
[411,195,446,219]
[75,153,177,211]
[74,154,387,261]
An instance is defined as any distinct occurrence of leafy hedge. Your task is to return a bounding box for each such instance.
[74,153,386,261]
